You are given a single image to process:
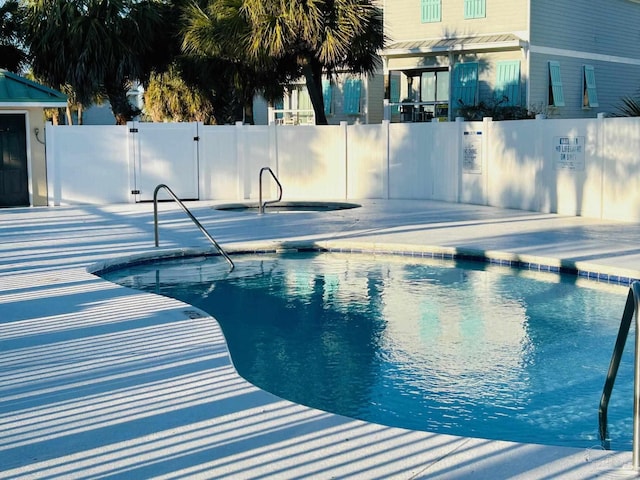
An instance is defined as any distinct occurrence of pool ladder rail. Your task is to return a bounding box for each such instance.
[153,183,234,271]
[259,167,283,214]
[599,280,640,469]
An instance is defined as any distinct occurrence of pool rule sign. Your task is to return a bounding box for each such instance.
[554,136,585,171]
[462,130,483,174]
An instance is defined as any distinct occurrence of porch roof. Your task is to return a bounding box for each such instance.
[0,69,67,108]
[381,34,526,57]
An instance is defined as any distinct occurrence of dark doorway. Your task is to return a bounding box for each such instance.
[0,114,29,207]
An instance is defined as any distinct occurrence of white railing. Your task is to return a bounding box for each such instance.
[599,281,640,468]
[267,107,315,125]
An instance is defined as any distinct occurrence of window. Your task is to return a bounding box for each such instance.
[464,0,486,19]
[322,79,333,115]
[452,63,478,107]
[583,65,599,108]
[297,88,312,112]
[495,61,521,106]
[421,0,441,22]
[343,78,362,114]
[420,70,449,102]
[548,61,565,107]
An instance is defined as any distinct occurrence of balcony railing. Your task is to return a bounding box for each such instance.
[388,102,450,123]
[268,108,315,125]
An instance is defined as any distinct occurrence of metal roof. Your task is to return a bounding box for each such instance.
[0,69,67,107]
[382,34,525,56]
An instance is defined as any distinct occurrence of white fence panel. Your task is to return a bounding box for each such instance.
[459,121,487,205]
[430,122,458,203]
[539,118,600,218]
[276,125,346,199]
[388,123,434,199]
[601,117,640,222]
[199,124,238,200]
[487,118,543,211]
[239,125,273,200]
[347,123,386,199]
[131,122,199,201]
[46,125,130,205]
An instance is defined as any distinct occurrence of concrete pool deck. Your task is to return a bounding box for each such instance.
[2,199,640,479]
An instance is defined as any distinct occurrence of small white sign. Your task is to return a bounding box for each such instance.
[463,131,483,174]
[554,136,585,171]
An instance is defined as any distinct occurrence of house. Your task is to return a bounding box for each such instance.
[263,71,385,125]
[380,0,640,121]
[0,70,67,207]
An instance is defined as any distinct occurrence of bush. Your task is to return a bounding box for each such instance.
[455,97,536,121]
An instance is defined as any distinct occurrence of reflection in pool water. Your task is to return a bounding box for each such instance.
[101,252,633,450]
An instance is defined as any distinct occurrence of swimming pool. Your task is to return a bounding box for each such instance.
[213,200,361,212]
[100,250,634,450]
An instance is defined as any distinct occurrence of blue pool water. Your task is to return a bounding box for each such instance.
[101,251,634,450]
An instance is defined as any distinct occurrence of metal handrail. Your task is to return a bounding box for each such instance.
[258,167,283,214]
[153,184,234,271]
[599,280,640,467]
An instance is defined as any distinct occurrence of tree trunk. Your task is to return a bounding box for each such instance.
[302,60,328,125]
[243,100,254,125]
[106,83,139,125]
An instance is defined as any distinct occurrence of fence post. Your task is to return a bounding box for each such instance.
[597,112,607,219]
[482,117,492,206]
[236,121,249,200]
[455,117,465,203]
[382,120,390,199]
[45,121,58,206]
[342,121,348,200]
[534,113,550,213]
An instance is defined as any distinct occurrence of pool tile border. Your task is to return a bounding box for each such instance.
[91,241,640,288]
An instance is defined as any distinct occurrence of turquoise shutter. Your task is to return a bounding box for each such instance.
[549,61,565,107]
[584,65,598,107]
[495,61,521,106]
[421,0,441,23]
[274,98,284,120]
[343,78,362,114]
[322,79,333,115]
[390,74,400,115]
[464,0,486,18]
[453,63,478,107]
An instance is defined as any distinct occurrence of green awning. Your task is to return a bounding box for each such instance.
[0,70,67,107]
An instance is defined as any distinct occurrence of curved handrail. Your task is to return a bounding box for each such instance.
[599,280,640,468]
[259,167,283,214]
[153,184,234,271]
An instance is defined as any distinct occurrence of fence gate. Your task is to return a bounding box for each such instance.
[130,121,200,201]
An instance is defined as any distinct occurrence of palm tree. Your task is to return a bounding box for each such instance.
[181,0,295,124]
[0,0,26,72]
[241,0,385,125]
[23,0,169,125]
[615,93,640,117]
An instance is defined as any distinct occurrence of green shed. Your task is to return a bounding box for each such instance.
[0,69,67,207]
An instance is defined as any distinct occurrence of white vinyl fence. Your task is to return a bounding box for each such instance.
[45,116,640,222]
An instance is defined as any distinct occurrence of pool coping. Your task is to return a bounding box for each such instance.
[89,240,640,287]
